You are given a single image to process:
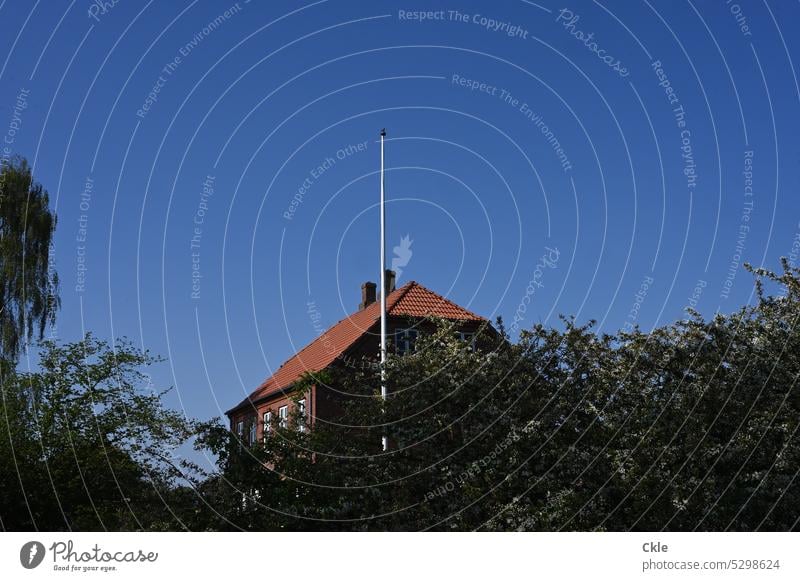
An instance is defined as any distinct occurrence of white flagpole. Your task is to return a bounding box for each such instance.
[380,128,388,452]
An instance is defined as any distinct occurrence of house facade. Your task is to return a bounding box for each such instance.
[225,272,488,443]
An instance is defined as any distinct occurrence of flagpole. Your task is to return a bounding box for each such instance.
[380,128,388,452]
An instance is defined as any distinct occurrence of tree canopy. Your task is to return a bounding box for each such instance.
[2,261,799,531]
[0,335,200,531]
[197,261,800,531]
[0,157,59,365]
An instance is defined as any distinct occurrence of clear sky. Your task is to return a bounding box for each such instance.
[2,0,799,464]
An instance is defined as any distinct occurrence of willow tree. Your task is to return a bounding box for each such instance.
[0,157,59,365]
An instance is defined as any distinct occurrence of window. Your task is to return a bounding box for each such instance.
[278,405,288,429]
[395,328,418,356]
[297,399,306,432]
[248,419,257,444]
[263,411,272,438]
[457,331,475,350]
[236,420,244,438]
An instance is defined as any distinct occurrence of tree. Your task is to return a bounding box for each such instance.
[7,263,797,531]
[196,262,800,531]
[0,157,59,365]
[0,334,200,531]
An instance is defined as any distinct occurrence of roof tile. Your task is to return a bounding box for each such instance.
[227,281,484,414]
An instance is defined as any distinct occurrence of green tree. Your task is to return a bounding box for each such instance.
[197,262,800,531]
[0,157,59,364]
[0,334,200,531]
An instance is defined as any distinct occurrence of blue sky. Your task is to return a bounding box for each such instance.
[2,0,799,456]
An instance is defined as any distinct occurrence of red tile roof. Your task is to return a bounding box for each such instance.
[227,281,485,415]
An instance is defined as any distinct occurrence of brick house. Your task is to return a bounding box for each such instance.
[225,271,488,443]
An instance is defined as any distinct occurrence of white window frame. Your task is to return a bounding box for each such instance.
[297,399,306,432]
[263,411,272,437]
[278,405,288,429]
[236,420,244,438]
[248,419,257,444]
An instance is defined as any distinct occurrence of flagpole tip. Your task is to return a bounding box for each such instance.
[380,128,386,137]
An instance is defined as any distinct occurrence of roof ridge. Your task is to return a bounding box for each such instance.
[391,281,486,321]
[250,282,411,392]
[386,279,416,310]
[227,280,484,415]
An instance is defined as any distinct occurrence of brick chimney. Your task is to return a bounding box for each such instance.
[360,281,377,310]
[384,269,396,296]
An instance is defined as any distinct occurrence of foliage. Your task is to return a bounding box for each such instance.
[0,335,200,531]
[4,261,800,531]
[0,157,59,364]
[197,261,800,531]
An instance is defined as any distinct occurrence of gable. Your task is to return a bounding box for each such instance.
[226,281,485,415]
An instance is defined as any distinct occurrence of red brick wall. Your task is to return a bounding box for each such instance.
[229,317,490,435]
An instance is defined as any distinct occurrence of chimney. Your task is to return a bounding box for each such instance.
[360,281,377,310]
[384,269,396,296]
